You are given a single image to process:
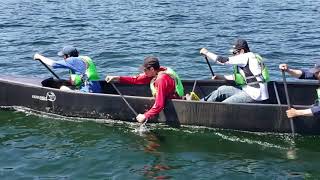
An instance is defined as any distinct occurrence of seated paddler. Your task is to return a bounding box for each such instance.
[33,45,101,93]
[279,61,320,118]
[105,56,184,123]
[200,39,269,103]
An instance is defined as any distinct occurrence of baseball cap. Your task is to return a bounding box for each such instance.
[308,59,320,73]
[57,45,79,57]
[230,39,250,54]
[141,56,160,70]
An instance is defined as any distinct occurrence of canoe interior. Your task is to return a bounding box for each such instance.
[100,79,317,106]
[0,76,318,106]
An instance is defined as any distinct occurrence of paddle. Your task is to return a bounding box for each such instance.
[110,82,149,132]
[282,70,295,137]
[204,56,215,77]
[37,59,61,80]
[110,82,138,117]
[200,55,215,101]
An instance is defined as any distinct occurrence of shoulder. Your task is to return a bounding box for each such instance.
[80,56,92,61]
[300,69,316,79]
[66,57,86,65]
[158,72,170,78]
[159,66,167,71]
[240,52,256,60]
[157,72,174,83]
[66,57,82,62]
[247,52,255,56]
[229,53,250,65]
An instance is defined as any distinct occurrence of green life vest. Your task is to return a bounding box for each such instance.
[150,67,184,97]
[233,54,270,87]
[70,56,100,87]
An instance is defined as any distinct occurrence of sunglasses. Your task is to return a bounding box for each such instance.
[232,49,240,55]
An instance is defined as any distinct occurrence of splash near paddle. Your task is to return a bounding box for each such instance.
[133,119,150,135]
[134,124,149,135]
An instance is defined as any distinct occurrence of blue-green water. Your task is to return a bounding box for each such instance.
[1,0,320,179]
[1,109,320,179]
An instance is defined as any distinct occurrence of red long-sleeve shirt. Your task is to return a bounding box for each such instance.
[119,67,180,119]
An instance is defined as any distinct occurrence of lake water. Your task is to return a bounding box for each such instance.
[0,0,320,179]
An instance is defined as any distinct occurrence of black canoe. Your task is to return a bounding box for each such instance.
[0,76,319,134]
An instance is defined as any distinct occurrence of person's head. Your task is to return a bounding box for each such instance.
[58,45,79,59]
[230,39,250,56]
[141,56,160,77]
[308,60,320,80]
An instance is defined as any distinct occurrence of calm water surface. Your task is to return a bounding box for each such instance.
[1,0,320,179]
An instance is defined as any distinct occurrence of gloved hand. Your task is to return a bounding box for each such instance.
[200,48,208,56]
[33,53,43,60]
[105,76,120,83]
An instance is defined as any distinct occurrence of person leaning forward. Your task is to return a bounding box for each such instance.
[34,45,101,93]
[200,39,269,103]
[105,56,184,123]
[279,61,320,118]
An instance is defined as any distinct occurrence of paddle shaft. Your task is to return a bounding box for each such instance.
[38,59,60,80]
[282,70,295,136]
[110,82,138,117]
[204,56,215,77]
[192,80,197,92]
[272,81,281,105]
[142,119,148,126]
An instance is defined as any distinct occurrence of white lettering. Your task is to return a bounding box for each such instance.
[31,92,56,102]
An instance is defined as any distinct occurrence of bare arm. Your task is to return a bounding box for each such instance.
[279,64,303,78]
[286,108,313,118]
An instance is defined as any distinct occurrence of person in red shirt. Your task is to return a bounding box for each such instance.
[105,56,184,123]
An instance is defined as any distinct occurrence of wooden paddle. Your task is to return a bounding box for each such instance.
[282,70,295,137]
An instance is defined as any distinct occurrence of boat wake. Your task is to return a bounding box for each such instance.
[1,105,137,125]
[213,131,289,150]
[1,106,157,134]
[1,105,298,159]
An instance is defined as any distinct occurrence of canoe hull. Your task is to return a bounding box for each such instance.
[1,76,320,134]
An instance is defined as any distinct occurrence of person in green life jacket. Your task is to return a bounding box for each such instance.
[200,39,269,103]
[105,56,184,123]
[33,45,101,93]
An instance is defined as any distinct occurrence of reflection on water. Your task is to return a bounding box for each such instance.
[286,139,297,160]
[142,132,172,179]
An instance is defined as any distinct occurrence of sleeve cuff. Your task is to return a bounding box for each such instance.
[311,106,320,116]
[207,52,218,62]
[298,70,305,79]
[144,112,151,119]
